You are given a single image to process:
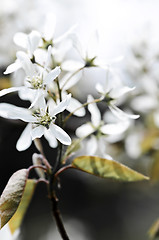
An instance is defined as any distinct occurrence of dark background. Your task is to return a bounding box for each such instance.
[0,94,159,240]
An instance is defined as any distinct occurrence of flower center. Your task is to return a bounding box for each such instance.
[27,75,44,89]
[33,110,56,129]
[85,56,96,67]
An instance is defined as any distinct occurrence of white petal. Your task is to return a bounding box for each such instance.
[16,51,35,77]
[86,135,98,155]
[60,71,82,90]
[75,123,94,138]
[87,30,99,60]
[95,83,105,95]
[31,125,45,140]
[125,132,142,159]
[110,86,135,99]
[0,86,22,97]
[61,60,84,72]
[16,123,32,151]
[131,95,158,113]
[42,13,56,41]
[44,66,61,85]
[29,89,44,109]
[66,97,85,117]
[50,124,71,145]
[0,103,35,122]
[47,98,56,116]
[44,45,52,69]
[98,137,113,160]
[109,104,140,121]
[4,61,21,74]
[28,30,41,56]
[18,87,35,102]
[44,129,58,148]
[87,95,101,127]
[51,94,71,116]
[101,121,130,135]
[54,24,77,44]
[13,32,28,48]
[71,33,85,59]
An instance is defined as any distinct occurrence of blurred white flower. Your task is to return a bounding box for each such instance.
[13,30,41,58]
[76,95,129,158]
[96,68,140,121]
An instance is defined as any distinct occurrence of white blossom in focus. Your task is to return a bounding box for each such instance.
[1,48,61,107]
[0,94,72,151]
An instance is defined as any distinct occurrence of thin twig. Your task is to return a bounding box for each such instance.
[63,97,102,123]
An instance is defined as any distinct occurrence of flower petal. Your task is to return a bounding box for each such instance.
[86,135,98,155]
[87,30,99,60]
[61,60,84,72]
[0,103,35,122]
[29,89,45,109]
[42,13,56,41]
[111,86,135,99]
[44,66,61,85]
[87,95,101,127]
[101,121,130,135]
[50,124,71,145]
[13,32,28,49]
[16,51,35,77]
[66,97,85,117]
[31,125,45,140]
[75,123,94,138]
[16,123,32,151]
[109,104,140,121]
[51,94,71,116]
[4,61,21,75]
[44,129,58,148]
[60,71,82,90]
[28,30,41,57]
[0,87,22,97]
[95,83,105,95]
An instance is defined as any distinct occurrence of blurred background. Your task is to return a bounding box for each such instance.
[1,0,159,239]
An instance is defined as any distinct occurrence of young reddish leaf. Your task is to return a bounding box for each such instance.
[72,156,149,181]
[0,169,28,229]
[8,179,37,234]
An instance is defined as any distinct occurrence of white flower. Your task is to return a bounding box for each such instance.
[96,69,140,121]
[76,95,129,157]
[2,49,61,107]
[48,92,85,117]
[13,30,41,58]
[62,31,123,72]
[0,94,72,151]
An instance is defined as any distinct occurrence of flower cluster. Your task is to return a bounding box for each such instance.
[0,15,148,240]
[0,18,139,158]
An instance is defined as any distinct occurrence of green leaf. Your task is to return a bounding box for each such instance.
[62,138,81,163]
[8,179,37,234]
[148,218,159,240]
[0,169,28,229]
[72,156,149,181]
